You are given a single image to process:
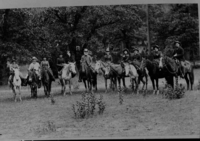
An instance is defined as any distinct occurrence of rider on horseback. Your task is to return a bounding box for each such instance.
[78,48,92,82]
[103,48,113,65]
[28,57,41,88]
[8,58,21,85]
[131,48,142,70]
[121,48,130,75]
[173,40,185,78]
[41,57,56,81]
[151,45,163,69]
[57,54,66,78]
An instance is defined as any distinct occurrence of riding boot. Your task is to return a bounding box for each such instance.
[38,77,42,88]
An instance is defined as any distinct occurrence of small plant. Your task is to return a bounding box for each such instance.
[119,92,123,105]
[72,92,106,119]
[163,83,185,100]
[97,94,106,114]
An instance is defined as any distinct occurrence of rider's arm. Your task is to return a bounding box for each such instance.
[28,63,32,71]
[47,61,50,68]
[110,55,113,62]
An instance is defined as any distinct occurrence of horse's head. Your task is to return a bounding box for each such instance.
[104,65,111,77]
[69,62,77,75]
[124,63,130,76]
[13,68,20,82]
[140,58,146,69]
[28,69,37,83]
[95,60,102,73]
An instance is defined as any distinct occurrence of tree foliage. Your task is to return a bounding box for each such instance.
[0,4,199,84]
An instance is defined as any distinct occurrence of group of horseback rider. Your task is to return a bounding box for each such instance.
[7,40,185,87]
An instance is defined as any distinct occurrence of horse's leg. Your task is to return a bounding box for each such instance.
[136,78,139,95]
[145,74,148,91]
[156,78,159,95]
[83,79,87,93]
[13,87,17,102]
[117,77,121,94]
[184,74,189,90]
[69,80,72,95]
[105,77,108,93]
[123,77,126,89]
[150,77,156,94]
[63,80,66,96]
[17,86,22,102]
[189,70,194,90]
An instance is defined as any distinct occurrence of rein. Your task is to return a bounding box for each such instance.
[162,56,179,75]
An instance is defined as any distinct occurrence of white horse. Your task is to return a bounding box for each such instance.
[124,63,139,94]
[95,60,117,92]
[10,68,22,102]
[59,62,77,95]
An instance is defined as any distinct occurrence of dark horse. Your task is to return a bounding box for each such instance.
[27,69,39,98]
[41,67,53,97]
[141,57,175,95]
[81,61,97,92]
[161,56,194,90]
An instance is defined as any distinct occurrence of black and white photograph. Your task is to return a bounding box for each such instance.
[0,0,199,140]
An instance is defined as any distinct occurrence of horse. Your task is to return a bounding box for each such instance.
[141,58,174,95]
[124,64,139,94]
[41,67,53,97]
[81,61,97,93]
[132,60,148,92]
[59,62,77,95]
[104,63,129,93]
[27,69,39,98]
[9,68,22,102]
[95,60,117,93]
[182,60,194,90]
[161,56,194,90]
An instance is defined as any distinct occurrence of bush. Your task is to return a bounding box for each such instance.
[72,92,106,119]
[163,83,185,100]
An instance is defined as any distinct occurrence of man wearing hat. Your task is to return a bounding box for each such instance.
[65,49,75,64]
[28,56,41,88]
[8,58,20,85]
[75,46,82,82]
[121,48,131,74]
[151,45,163,67]
[41,57,56,81]
[103,48,113,65]
[57,54,66,77]
[131,48,142,70]
[79,48,92,82]
[172,40,185,78]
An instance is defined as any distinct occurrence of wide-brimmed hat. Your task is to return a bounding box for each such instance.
[32,56,37,61]
[123,48,129,53]
[133,48,139,52]
[174,41,180,45]
[106,48,110,52]
[153,45,159,49]
[84,48,88,52]
[12,58,16,62]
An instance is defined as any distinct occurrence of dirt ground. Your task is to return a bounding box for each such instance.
[0,69,200,140]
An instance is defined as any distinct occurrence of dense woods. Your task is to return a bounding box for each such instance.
[0,4,199,84]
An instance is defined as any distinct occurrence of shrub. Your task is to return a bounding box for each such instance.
[72,92,106,119]
[163,83,185,100]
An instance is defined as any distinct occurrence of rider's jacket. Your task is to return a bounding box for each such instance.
[57,57,65,71]
[28,62,40,71]
[41,60,50,68]
[104,54,113,62]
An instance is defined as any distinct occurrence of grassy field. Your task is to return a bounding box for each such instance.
[0,69,200,140]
